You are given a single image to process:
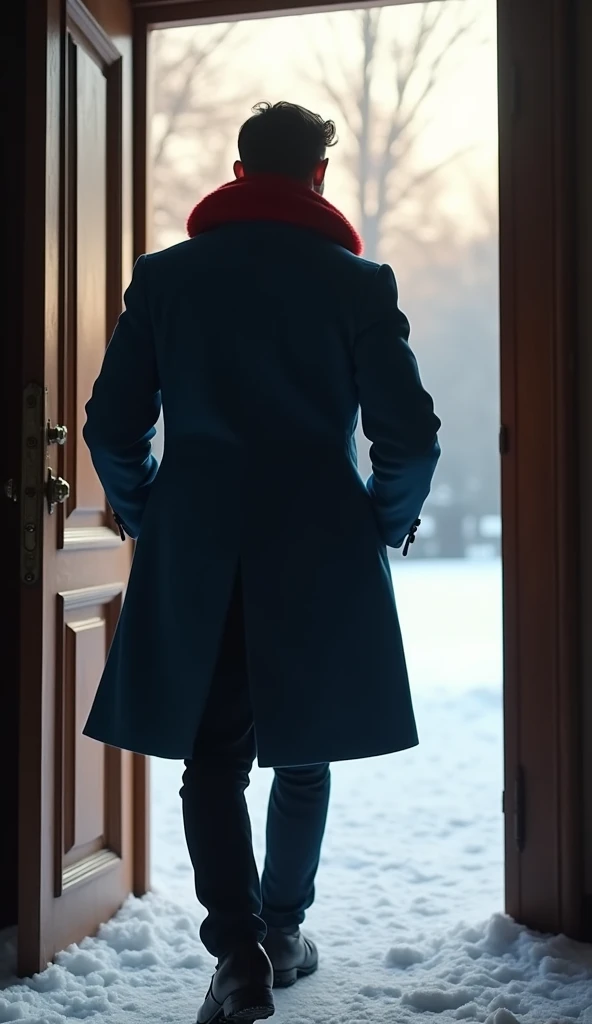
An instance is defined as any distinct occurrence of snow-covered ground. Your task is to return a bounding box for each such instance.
[3,559,592,1023]
[151,559,505,927]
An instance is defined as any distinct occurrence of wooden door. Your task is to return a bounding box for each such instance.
[18,0,148,977]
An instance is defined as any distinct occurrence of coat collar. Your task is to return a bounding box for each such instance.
[187,174,363,256]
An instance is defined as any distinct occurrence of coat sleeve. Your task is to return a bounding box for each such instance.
[83,255,161,539]
[354,263,441,549]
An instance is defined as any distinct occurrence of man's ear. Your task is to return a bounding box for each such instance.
[313,158,329,188]
[234,160,245,180]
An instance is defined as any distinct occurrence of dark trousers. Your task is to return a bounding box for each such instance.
[180,573,331,959]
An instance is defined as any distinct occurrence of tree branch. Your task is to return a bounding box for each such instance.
[393,144,475,207]
[374,6,482,226]
[153,24,237,168]
[300,53,358,137]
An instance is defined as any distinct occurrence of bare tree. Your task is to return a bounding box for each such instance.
[151,26,247,247]
[303,3,490,493]
[310,3,486,260]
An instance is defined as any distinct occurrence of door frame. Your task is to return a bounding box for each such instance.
[496,0,581,939]
[577,0,592,937]
[132,0,584,939]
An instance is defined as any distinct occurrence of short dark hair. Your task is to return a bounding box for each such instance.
[238,101,337,181]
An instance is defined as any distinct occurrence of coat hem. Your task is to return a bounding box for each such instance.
[82,724,419,765]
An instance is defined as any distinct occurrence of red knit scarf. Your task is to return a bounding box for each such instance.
[186,175,363,256]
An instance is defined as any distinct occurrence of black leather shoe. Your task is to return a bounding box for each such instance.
[196,942,275,1023]
[262,927,319,988]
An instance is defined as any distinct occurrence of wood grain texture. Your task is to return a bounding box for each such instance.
[132,0,425,31]
[17,0,137,977]
[54,585,125,898]
[575,0,592,932]
[0,0,26,934]
[498,0,582,937]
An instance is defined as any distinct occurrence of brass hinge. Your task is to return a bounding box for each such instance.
[19,384,71,584]
[20,383,45,585]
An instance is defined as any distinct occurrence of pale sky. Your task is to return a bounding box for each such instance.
[153,0,497,245]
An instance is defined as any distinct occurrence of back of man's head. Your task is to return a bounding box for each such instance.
[237,101,337,184]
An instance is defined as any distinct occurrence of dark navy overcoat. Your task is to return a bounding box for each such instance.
[83,220,440,767]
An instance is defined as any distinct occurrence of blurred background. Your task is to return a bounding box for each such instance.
[150,0,500,560]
